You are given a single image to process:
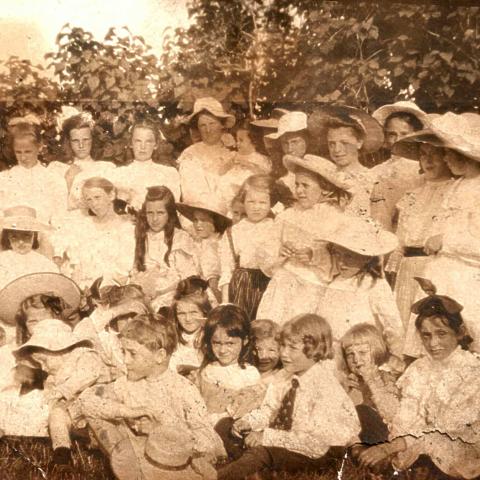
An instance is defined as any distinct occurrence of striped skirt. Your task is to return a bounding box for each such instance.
[228,268,270,321]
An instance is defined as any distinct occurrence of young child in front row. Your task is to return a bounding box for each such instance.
[80,318,225,480]
[340,323,400,449]
[218,314,361,479]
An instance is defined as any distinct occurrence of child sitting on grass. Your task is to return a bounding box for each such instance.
[80,317,225,480]
[14,319,110,465]
[219,314,360,479]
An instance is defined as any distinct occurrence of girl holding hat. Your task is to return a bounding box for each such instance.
[131,186,199,311]
[176,196,231,302]
[0,120,68,224]
[177,97,237,209]
[315,214,404,367]
[360,278,480,479]
[52,177,135,290]
[113,119,180,210]
[256,155,346,326]
[0,206,58,289]
[385,120,455,352]
[370,101,428,231]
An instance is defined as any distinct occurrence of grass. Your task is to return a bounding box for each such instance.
[0,437,412,479]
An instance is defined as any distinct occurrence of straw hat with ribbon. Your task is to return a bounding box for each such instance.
[14,319,91,356]
[319,215,398,257]
[372,101,428,128]
[0,273,82,325]
[184,97,235,129]
[308,105,384,154]
[392,112,480,163]
[283,154,352,193]
[265,111,308,141]
[176,197,232,233]
[1,206,50,232]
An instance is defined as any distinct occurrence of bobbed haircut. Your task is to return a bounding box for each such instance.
[281,313,333,361]
[251,319,280,343]
[340,323,388,367]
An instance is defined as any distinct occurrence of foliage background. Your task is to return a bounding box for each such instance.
[0,0,478,167]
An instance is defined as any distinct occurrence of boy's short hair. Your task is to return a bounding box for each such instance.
[251,319,280,343]
[340,323,388,366]
[119,316,177,355]
[281,314,333,361]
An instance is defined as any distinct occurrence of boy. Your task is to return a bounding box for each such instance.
[79,317,225,480]
[218,314,360,479]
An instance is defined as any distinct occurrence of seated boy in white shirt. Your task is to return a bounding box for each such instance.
[219,313,361,479]
[80,317,225,479]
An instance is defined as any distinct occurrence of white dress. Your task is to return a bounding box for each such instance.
[256,203,344,326]
[169,331,204,373]
[0,163,68,223]
[391,348,480,479]
[53,211,135,289]
[113,159,180,210]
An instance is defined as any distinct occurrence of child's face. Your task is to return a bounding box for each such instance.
[146,200,168,233]
[83,187,114,218]
[330,244,367,279]
[244,189,270,223]
[344,342,375,376]
[13,137,39,168]
[280,132,307,157]
[192,210,216,239]
[132,127,157,162]
[25,306,53,335]
[255,338,280,373]
[327,127,362,169]
[197,114,223,146]
[121,338,158,381]
[176,300,205,334]
[295,173,323,209]
[236,130,254,155]
[419,145,450,180]
[231,201,244,224]
[280,336,316,376]
[9,230,34,255]
[31,350,64,375]
[70,127,92,160]
[211,326,243,366]
[419,316,460,361]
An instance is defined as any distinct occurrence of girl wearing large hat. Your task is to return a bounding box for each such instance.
[0,206,58,289]
[370,101,428,231]
[177,97,237,210]
[255,154,347,326]
[397,112,480,356]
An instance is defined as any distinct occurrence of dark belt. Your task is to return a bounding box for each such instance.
[404,246,427,257]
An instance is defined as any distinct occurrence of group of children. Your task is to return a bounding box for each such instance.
[0,99,479,479]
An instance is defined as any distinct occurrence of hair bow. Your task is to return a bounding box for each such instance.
[410,277,463,315]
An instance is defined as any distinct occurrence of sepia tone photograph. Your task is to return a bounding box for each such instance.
[0,0,478,478]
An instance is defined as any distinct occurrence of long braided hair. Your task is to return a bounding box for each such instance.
[134,186,181,271]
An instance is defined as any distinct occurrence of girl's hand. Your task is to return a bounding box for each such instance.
[424,234,443,255]
[244,431,263,448]
[232,418,251,437]
[356,364,379,384]
[359,444,391,467]
[279,241,296,258]
[293,247,313,264]
[345,373,362,391]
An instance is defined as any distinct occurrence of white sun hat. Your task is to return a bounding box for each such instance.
[265,111,308,141]
[184,97,235,129]
[373,101,429,128]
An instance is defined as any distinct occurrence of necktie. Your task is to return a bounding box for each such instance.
[270,378,300,431]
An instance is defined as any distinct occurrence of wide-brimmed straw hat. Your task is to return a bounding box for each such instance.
[319,215,398,257]
[1,206,50,232]
[176,198,232,232]
[250,108,290,130]
[308,105,384,153]
[14,319,91,356]
[0,273,81,325]
[265,111,308,141]
[283,154,352,192]
[184,97,235,129]
[372,101,428,128]
[393,112,480,163]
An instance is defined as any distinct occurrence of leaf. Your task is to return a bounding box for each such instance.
[393,66,404,77]
[439,52,453,63]
[87,76,100,92]
[105,75,116,89]
[54,62,66,74]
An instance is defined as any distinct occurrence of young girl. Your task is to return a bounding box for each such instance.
[340,324,399,448]
[250,319,281,381]
[52,177,135,289]
[316,215,404,369]
[113,120,180,210]
[176,199,231,302]
[0,206,58,289]
[131,186,198,310]
[198,304,260,423]
[219,174,278,320]
[1,120,68,224]
[169,276,212,375]
[359,279,480,479]
[256,155,346,326]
